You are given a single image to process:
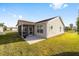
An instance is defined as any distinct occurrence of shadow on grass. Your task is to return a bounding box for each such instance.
[0,32,24,45]
[52,52,79,56]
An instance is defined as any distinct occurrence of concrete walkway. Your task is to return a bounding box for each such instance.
[24,35,45,45]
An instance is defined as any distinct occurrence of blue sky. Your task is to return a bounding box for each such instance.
[0,3,79,27]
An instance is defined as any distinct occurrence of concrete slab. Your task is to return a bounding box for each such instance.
[24,35,45,45]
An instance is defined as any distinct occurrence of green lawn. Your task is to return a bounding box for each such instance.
[0,32,79,56]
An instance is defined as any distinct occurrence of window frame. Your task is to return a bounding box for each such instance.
[51,26,53,30]
[60,26,61,32]
[37,25,43,33]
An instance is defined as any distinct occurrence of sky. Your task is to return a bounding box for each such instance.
[0,3,79,27]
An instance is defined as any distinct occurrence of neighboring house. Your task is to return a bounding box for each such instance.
[72,26,77,32]
[11,27,18,32]
[17,16,65,38]
[0,23,4,34]
[7,27,11,31]
[7,27,18,32]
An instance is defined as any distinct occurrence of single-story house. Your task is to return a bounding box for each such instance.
[11,27,18,32]
[17,16,65,38]
[7,27,12,31]
[0,23,4,34]
[7,27,18,32]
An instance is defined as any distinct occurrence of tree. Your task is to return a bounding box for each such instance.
[0,23,4,26]
[70,24,73,30]
[76,16,79,34]
[3,25,7,31]
[65,26,71,32]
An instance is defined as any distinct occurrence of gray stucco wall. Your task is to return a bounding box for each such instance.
[35,22,47,38]
[46,17,64,38]
[35,17,64,38]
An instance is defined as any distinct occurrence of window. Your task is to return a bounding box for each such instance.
[23,27,27,32]
[37,29,40,33]
[37,25,43,33]
[37,25,39,33]
[40,29,43,33]
[51,26,53,30]
[40,25,43,28]
[60,27,61,32]
[37,29,43,33]
[37,25,39,29]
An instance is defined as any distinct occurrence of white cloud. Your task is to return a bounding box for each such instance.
[49,3,68,10]
[19,15,23,19]
[12,14,24,19]
[63,4,68,8]
[49,4,53,7]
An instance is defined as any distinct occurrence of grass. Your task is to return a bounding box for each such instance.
[0,32,79,56]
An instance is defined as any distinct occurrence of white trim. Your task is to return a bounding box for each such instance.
[21,25,24,38]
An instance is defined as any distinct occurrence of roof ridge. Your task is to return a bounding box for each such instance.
[18,20,34,23]
[36,16,59,23]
